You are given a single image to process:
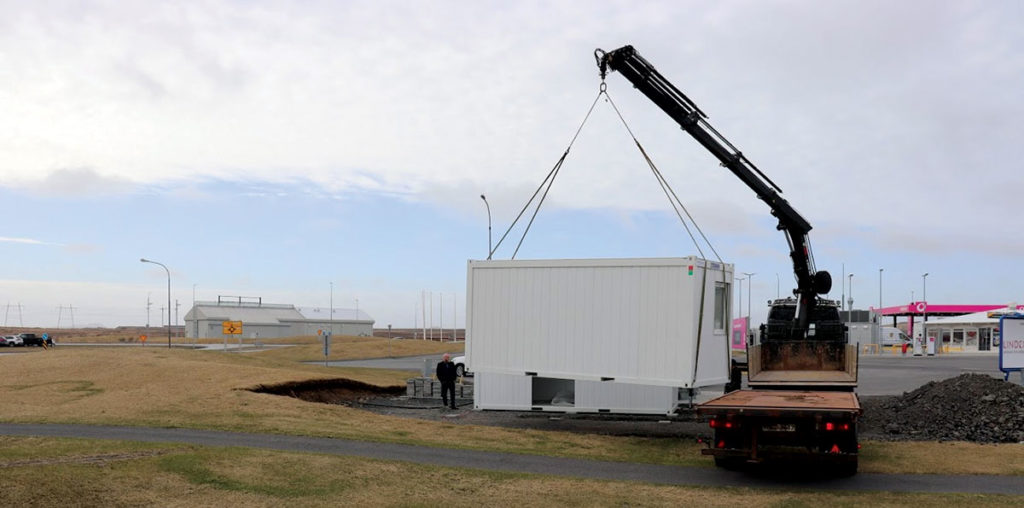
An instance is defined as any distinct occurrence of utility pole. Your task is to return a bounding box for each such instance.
[878,268,883,311]
[175,299,180,327]
[742,272,755,321]
[146,293,152,328]
[847,274,854,322]
[734,277,744,321]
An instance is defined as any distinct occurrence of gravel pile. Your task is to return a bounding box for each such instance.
[863,374,1024,443]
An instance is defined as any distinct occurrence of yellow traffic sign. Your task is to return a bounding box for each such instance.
[222,321,243,335]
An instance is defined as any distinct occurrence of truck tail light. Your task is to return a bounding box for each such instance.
[823,422,850,431]
[709,418,737,429]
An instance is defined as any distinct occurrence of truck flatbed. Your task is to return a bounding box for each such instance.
[698,390,861,417]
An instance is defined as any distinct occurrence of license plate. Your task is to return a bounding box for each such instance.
[762,424,796,432]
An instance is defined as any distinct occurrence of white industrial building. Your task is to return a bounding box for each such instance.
[183,297,374,339]
[466,257,732,414]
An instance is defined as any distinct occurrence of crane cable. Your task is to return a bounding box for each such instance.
[602,88,730,388]
[489,88,605,260]
[601,91,725,266]
[493,84,727,272]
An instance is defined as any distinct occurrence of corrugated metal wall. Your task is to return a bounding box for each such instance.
[467,257,731,388]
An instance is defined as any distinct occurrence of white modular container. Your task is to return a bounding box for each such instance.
[466,257,732,390]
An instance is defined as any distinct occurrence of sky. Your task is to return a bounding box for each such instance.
[2,0,1023,329]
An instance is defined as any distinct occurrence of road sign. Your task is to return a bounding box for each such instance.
[222,321,243,335]
[999,315,1024,381]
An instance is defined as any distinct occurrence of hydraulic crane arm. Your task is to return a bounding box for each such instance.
[597,45,832,337]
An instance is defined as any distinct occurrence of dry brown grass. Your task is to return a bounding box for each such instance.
[249,334,463,362]
[860,441,1024,476]
[0,347,694,466]
[1,437,1021,507]
[1,347,1021,478]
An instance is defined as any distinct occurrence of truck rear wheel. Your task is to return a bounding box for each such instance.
[836,457,858,477]
[714,457,743,470]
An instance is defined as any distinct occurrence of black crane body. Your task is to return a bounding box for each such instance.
[597,45,836,342]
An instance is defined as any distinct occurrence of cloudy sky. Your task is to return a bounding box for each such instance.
[1,0,1022,329]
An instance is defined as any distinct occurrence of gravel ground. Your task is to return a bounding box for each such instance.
[859,373,1024,443]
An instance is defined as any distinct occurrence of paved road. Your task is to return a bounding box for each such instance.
[319,353,449,374]
[0,423,1020,495]
[856,354,1002,396]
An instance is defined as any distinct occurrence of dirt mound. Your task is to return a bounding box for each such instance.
[249,378,404,404]
[864,374,1024,443]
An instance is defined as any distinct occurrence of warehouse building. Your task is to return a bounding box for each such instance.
[183,296,374,339]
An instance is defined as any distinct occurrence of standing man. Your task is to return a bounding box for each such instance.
[436,353,458,410]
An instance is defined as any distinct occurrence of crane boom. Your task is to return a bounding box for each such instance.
[597,45,834,339]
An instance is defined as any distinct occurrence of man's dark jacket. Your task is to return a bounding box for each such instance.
[436,360,458,383]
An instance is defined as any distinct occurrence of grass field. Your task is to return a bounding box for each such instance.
[1,342,1022,505]
[1,437,1021,507]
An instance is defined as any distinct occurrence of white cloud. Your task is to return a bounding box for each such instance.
[0,237,62,246]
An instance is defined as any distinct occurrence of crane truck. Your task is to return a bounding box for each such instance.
[597,46,860,474]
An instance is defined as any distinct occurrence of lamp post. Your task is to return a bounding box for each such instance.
[480,194,492,260]
[140,258,171,349]
[742,272,755,320]
[847,273,854,322]
[734,277,744,321]
[329,282,334,335]
[878,268,883,311]
[387,324,392,358]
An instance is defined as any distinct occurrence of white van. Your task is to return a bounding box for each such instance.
[880,327,911,347]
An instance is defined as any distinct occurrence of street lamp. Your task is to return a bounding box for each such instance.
[878,268,883,311]
[847,273,854,322]
[140,258,172,349]
[734,277,744,320]
[742,272,755,319]
[480,194,492,260]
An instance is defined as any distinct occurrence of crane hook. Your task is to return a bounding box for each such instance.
[594,48,608,81]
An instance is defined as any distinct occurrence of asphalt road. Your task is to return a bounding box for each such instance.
[320,353,450,374]
[856,354,1002,396]
[0,423,1020,495]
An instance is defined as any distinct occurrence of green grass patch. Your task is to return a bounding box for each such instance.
[0,437,1021,507]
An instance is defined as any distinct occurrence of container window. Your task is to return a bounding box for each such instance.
[714,282,729,331]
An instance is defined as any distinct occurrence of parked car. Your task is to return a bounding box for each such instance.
[0,336,7,347]
[19,333,45,347]
[4,335,23,347]
[452,355,471,377]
